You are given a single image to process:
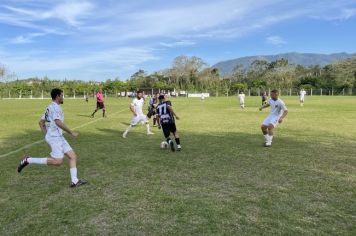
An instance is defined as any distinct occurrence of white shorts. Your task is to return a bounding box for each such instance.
[262,115,280,127]
[300,97,305,102]
[239,100,245,105]
[45,136,73,159]
[131,114,148,126]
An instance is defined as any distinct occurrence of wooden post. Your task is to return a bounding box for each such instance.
[248,89,251,96]
[41,90,44,99]
[332,87,334,96]
[343,88,345,96]
[289,88,292,96]
[321,88,323,96]
[311,88,313,96]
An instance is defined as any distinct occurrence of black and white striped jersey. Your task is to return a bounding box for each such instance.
[157,101,175,124]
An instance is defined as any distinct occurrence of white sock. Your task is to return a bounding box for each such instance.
[27,157,47,165]
[268,135,273,143]
[264,134,268,142]
[146,123,151,133]
[125,125,132,133]
[70,168,79,184]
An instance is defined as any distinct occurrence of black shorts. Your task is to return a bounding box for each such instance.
[161,123,177,138]
[147,108,156,118]
[97,102,105,109]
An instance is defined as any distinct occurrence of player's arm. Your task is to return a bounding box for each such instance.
[278,109,288,123]
[39,118,47,135]
[129,104,137,116]
[54,119,79,138]
[168,106,179,120]
[259,103,270,111]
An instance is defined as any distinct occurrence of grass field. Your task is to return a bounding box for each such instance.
[0,96,355,235]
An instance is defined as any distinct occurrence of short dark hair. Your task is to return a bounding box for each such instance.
[271,89,279,94]
[158,95,165,100]
[137,90,143,94]
[51,88,63,100]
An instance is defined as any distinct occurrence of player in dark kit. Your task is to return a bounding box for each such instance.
[156,95,181,151]
[147,93,159,126]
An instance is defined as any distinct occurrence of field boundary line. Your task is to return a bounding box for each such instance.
[0,108,127,158]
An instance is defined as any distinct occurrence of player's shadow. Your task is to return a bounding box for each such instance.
[77,114,93,118]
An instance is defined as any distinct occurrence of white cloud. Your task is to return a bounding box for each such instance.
[266,35,287,46]
[1,47,158,72]
[2,1,94,27]
[160,40,196,48]
[10,32,48,44]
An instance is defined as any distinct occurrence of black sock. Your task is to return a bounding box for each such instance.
[175,138,180,145]
[166,138,171,143]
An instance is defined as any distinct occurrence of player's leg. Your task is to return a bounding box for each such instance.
[261,124,269,145]
[65,150,87,187]
[100,103,106,117]
[123,116,139,138]
[143,115,154,135]
[153,113,157,127]
[265,124,275,147]
[162,124,175,152]
[171,124,181,151]
[91,108,98,117]
[91,102,100,117]
[17,139,65,172]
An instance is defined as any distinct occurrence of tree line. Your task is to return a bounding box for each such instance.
[1,55,356,97]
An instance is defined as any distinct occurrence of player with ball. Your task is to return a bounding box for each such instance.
[157,94,181,151]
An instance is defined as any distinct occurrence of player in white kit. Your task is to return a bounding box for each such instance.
[123,90,154,138]
[17,88,87,187]
[238,91,245,109]
[259,90,288,147]
[299,89,307,106]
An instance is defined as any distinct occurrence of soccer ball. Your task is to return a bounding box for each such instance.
[160,141,168,149]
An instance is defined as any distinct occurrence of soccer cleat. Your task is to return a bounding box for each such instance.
[147,131,154,135]
[169,140,175,152]
[70,179,87,188]
[177,145,182,151]
[264,142,272,147]
[17,155,29,173]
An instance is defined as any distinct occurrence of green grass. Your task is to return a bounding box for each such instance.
[0,96,355,235]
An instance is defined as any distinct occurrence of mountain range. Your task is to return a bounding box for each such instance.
[212,52,356,75]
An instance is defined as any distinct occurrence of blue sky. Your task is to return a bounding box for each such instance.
[0,0,356,81]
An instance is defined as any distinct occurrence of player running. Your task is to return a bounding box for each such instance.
[299,88,307,106]
[238,91,245,109]
[123,90,154,138]
[259,90,288,147]
[147,93,159,127]
[17,88,87,188]
[157,94,181,151]
[91,89,106,118]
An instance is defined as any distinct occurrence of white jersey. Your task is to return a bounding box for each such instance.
[131,98,144,115]
[238,94,245,102]
[268,98,287,117]
[300,90,306,99]
[41,102,64,137]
